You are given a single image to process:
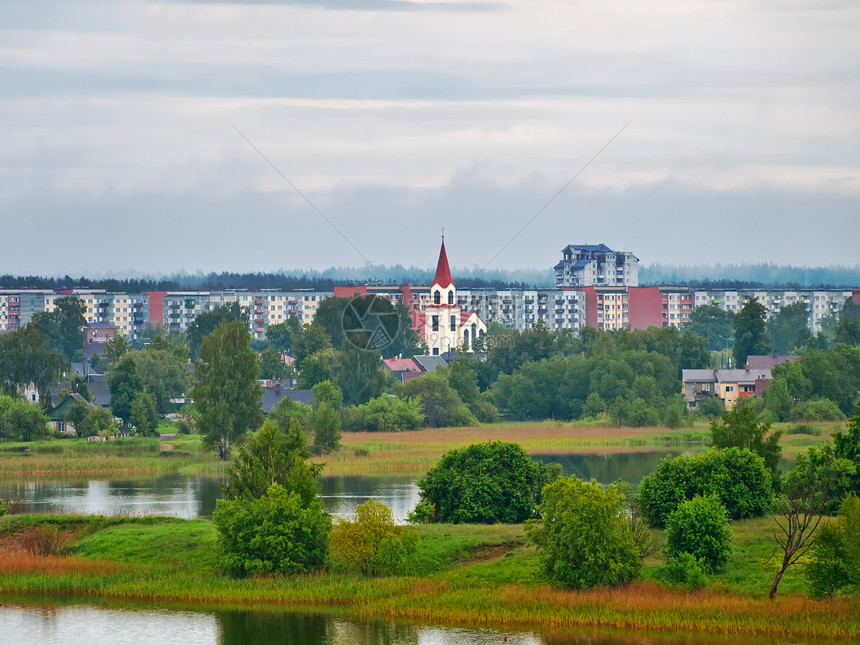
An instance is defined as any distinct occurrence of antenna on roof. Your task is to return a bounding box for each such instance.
[441,226,445,241]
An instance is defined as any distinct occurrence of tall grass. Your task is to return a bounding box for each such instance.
[0,514,857,639]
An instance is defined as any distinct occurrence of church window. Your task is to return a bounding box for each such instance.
[450,315,456,331]
[434,290,441,304]
[448,290,454,305]
[432,315,439,332]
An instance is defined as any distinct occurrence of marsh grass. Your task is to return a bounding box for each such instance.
[0,513,857,639]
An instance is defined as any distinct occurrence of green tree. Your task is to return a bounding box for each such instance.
[341,395,424,432]
[685,304,735,351]
[835,317,860,345]
[330,498,420,576]
[526,477,640,589]
[266,316,301,353]
[190,321,263,460]
[833,403,860,498]
[108,355,143,424]
[312,402,342,456]
[806,494,860,599]
[291,324,333,370]
[33,296,87,361]
[335,344,383,406]
[187,302,247,361]
[299,348,336,389]
[733,298,771,368]
[397,372,477,427]
[0,323,67,399]
[709,403,782,483]
[129,389,159,436]
[67,403,114,437]
[0,395,50,441]
[213,483,331,577]
[768,302,810,354]
[130,349,189,415]
[665,495,733,573]
[418,441,560,523]
[103,334,129,368]
[259,345,289,380]
[637,448,773,527]
[222,419,320,502]
[768,444,855,599]
[268,398,313,435]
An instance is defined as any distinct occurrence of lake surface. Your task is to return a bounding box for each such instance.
[0,452,689,520]
[0,601,834,645]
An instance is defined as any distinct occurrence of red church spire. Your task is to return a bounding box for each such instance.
[432,235,454,289]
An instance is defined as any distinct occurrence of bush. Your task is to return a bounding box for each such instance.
[787,423,821,436]
[659,551,708,590]
[697,397,725,418]
[330,499,419,576]
[637,448,773,527]
[665,496,733,573]
[341,395,424,432]
[406,500,434,524]
[213,483,331,577]
[806,494,860,598]
[0,499,8,517]
[790,398,845,421]
[20,524,71,556]
[526,477,640,589]
[418,442,560,524]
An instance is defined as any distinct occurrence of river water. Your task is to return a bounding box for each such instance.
[0,451,681,520]
[0,600,828,645]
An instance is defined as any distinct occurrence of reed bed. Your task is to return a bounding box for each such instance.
[0,515,857,640]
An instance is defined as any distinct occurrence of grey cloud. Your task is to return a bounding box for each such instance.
[169,0,500,11]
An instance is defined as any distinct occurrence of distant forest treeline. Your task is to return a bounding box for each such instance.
[2,263,857,293]
[641,264,860,289]
[0,266,549,293]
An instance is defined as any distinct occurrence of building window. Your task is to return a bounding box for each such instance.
[432,347,439,356]
[432,315,439,332]
[726,386,734,392]
[703,383,710,391]
[450,315,456,331]
[448,291,454,305]
[434,290,441,305]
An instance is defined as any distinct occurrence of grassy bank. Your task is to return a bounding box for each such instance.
[0,420,839,480]
[0,513,856,640]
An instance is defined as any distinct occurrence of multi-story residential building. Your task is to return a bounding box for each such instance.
[456,289,584,333]
[210,289,332,339]
[160,292,211,332]
[693,288,853,332]
[554,244,639,288]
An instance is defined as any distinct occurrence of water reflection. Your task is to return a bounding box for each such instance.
[532,452,681,485]
[0,453,743,520]
[0,602,832,645]
[318,475,420,523]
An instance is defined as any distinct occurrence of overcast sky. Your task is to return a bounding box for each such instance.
[1,0,859,277]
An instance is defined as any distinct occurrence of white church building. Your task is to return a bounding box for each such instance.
[413,239,486,355]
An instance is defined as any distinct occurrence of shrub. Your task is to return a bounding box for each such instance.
[213,483,331,577]
[341,395,424,432]
[418,442,560,524]
[665,495,733,573]
[330,499,419,576]
[526,477,640,589]
[787,423,820,436]
[806,494,860,599]
[697,397,725,418]
[659,551,708,590]
[790,398,845,421]
[406,500,434,524]
[0,499,8,517]
[20,524,71,556]
[637,448,773,527]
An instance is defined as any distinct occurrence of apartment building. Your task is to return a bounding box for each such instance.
[554,244,639,288]
[210,290,332,339]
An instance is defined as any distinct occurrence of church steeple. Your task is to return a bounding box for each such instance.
[432,235,454,289]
